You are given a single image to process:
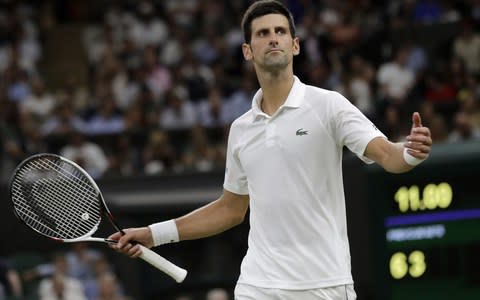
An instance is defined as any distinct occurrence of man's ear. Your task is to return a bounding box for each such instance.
[293,37,300,56]
[242,43,253,61]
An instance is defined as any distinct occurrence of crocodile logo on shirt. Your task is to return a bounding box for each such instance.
[296,128,308,136]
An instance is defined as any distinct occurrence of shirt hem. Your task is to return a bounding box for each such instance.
[237,276,354,290]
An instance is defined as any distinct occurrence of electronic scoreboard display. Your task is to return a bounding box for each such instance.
[367,141,480,300]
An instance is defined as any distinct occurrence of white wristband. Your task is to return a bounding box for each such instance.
[403,148,425,166]
[148,220,179,247]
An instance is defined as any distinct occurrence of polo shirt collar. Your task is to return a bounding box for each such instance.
[251,76,305,121]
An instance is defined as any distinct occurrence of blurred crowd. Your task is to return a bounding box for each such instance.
[1,243,230,300]
[1,243,130,300]
[1,0,480,182]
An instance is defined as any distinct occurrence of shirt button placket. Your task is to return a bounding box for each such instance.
[265,120,276,147]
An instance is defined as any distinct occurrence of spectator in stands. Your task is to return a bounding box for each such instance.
[428,114,449,143]
[159,26,188,67]
[95,273,127,300]
[163,0,199,29]
[0,97,26,179]
[196,86,230,128]
[19,115,49,155]
[143,45,172,101]
[453,19,480,75]
[447,111,480,142]
[38,272,86,300]
[0,258,22,299]
[128,1,168,49]
[84,97,125,135]
[5,62,31,103]
[192,24,223,66]
[344,54,376,118]
[404,39,429,77]
[143,129,176,175]
[377,106,408,142]
[106,134,140,177]
[65,243,104,284]
[111,64,141,111]
[205,288,229,300]
[38,254,87,300]
[41,102,86,137]
[60,132,109,178]
[227,74,258,123]
[160,86,197,130]
[179,49,215,102]
[19,77,55,126]
[377,45,415,109]
[83,256,125,300]
[182,126,220,173]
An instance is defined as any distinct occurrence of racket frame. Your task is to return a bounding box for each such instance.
[9,153,187,282]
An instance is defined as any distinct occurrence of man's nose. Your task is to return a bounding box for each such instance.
[269,38,279,46]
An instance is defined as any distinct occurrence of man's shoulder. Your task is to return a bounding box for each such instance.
[303,84,343,106]
[231,108,253,125]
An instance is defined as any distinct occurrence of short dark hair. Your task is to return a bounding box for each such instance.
[241,0,296,44]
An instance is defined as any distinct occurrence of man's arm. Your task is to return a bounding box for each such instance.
[109,190,249,257]
[364,112,432,173]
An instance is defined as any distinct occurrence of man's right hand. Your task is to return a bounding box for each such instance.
[108,227,154,258]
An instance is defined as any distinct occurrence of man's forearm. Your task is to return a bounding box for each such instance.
[175,194,248,241]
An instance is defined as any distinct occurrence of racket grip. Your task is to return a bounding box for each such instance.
[137,244,187,283]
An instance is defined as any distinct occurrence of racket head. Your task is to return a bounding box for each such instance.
[9,153,108,242]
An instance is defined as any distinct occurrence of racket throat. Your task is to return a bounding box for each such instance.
[63,237,116,244]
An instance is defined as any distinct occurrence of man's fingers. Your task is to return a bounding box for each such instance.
[108,231,122,241]
[406,134,432,146]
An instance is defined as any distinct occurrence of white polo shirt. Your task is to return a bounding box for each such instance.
[223,76,385,290]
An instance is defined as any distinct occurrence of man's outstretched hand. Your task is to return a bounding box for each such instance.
[405,112,432,160]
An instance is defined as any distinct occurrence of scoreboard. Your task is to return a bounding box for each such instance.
[366,141,480,300]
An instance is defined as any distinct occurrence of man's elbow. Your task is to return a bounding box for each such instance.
[230,211,246,226]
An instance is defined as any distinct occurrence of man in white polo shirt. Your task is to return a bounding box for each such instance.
[110,1,432,299]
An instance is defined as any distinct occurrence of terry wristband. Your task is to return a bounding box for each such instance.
[148,220,179,247]
[403,147,425,166]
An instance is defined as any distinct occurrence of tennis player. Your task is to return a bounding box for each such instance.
[110,1,432,299]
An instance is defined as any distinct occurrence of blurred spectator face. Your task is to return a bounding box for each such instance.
[52,274,65,297]
[98,274,118,297]
[70,132,85,147]
[430,115,448,142]
[454,112,472,134]
[31,78,46,96]
[208,88,222,110]
[166,92,183,112]
[395,48,410,66]
[206,288,229,300]
[53,255,68,275]
[385,106,399,125]
[461,21,474,38]
[100,98,116,117]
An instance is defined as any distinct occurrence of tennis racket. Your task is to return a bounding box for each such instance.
[9,153,187,283]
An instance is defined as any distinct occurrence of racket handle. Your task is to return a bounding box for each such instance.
[137,244,187,283]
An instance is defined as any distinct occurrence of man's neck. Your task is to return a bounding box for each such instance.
[257,70,294,116]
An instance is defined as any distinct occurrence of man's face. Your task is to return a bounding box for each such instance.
[242,14,299,72]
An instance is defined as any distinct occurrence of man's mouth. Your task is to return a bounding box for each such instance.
[266,48,282,54]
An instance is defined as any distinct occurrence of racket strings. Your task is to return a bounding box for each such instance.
[11,157,102,240]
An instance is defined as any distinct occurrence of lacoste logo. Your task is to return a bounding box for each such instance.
[296,128,308,136]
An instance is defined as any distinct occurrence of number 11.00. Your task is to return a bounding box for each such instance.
[394,183,453,213]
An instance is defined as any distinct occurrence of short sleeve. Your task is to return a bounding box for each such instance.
[331,92,387,164]
[223,123,249,195]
